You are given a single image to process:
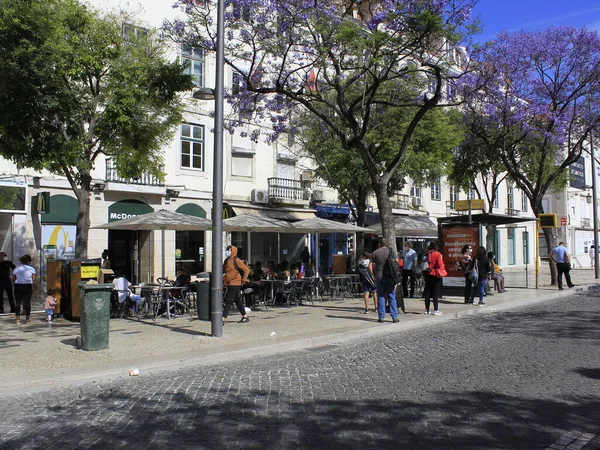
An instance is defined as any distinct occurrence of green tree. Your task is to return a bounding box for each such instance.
[0,0,193,258]
[166,0,478,250]
[300,106,462,239]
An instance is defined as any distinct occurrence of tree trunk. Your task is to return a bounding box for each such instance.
[75,187,91,260]
[373,182,397,251]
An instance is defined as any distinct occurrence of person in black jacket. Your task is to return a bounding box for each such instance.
[470,246,492,306]
[0,252,15,313]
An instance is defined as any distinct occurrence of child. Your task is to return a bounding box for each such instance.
[44,288,57,322]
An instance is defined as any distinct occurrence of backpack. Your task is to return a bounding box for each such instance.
[383,247,402,285]
[455,260,465,273]
[469,259,479,284]
[224,257,245,277]
[420,253,430,272]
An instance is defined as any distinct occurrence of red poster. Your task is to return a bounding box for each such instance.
[440,225,480,286]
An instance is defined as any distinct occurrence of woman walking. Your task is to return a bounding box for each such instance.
[13,255,38,324]
[423,241,447,315]
[461,244,473,304]
[471,246,493,306]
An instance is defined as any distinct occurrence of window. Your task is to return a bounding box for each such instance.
[181,123,204,170]
[493,188,499,209]
[410,185,421,198]
[430,178,441,201]
[467,188,476,200]
[507,184,514,211]
[521,191,528,212]
[232,71,243,95]
[233,3,251,21]
[232,154,253,177]
[449,186,459,209]
[182,44,204,87]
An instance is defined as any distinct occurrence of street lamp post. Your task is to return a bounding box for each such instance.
[194,0,225,337]
[591,129,599,279]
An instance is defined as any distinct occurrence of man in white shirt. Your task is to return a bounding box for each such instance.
[401,242,418,298]
[112,269,142,313]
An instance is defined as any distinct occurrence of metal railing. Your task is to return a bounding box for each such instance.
[268,177,311,201]
[582,218,591,228]
[505,208,521,216]
[105,159,165,186]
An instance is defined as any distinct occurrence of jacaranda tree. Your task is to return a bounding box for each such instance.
[165,0,478,248]
[464,26,600,276]
[0,0,193,258]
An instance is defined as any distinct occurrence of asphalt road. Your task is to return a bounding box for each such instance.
[1,290,599,450]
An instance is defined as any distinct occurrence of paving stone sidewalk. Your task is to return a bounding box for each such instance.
[0,268,597,396]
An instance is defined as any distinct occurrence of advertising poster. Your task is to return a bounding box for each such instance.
[41,225,76,280]
[441,225,480,287]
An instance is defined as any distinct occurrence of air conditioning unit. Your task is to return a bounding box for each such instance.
[251,189,269,204]
[311,189,324,202]
[412,197,423,207]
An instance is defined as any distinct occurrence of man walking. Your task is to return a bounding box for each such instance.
[371,238,399,324]
[401,242,418,298]
[0,251,15,313]
[550,242,574,290]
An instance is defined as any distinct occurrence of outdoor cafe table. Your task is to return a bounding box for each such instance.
[136,284,181,319]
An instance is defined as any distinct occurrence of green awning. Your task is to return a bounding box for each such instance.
[176,203,207,218]
[40,194,78,224]
[108,200,154,222]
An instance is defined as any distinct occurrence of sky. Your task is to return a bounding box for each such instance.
[472,0,600,43]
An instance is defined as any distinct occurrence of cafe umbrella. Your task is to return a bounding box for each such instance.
[92,209,213,278]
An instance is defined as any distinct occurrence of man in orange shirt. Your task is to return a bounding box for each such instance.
[223,245,250,323]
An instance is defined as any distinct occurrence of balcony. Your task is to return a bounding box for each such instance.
[105,159,165,186]
[268,177,311,205]
[582,218,591,228]
[391,194,409,210]
[505,208,521,217]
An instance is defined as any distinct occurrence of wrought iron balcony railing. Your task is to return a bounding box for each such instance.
[582,218,591,228]
[105,159,165,186]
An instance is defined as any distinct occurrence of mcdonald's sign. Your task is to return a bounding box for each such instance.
[36,192,50,214]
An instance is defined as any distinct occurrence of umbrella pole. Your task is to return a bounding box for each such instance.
[247,231,251,263]
[278,233,281,264]
[161,229,166,279]
[315,232,320,277]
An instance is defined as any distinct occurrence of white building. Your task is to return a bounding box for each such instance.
[0,0,570,289]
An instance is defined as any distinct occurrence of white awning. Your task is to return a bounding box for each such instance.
[230,205,315,221]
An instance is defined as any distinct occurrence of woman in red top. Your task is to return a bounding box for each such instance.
[423,241,447,315]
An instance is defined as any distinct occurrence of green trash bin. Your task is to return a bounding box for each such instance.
[78,282,112,351]
[196,272,211,321]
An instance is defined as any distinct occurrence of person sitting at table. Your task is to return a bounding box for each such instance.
[173,264,191,299]
[223,245,250,324]
[252,261,264,280]
[112,269,142,315]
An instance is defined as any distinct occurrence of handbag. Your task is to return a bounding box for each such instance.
[469,260,479,283]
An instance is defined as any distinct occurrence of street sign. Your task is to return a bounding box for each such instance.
[561,217,568,226]
[454,199,485,211]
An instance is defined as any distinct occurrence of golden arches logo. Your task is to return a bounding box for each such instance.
[48,226,73,249]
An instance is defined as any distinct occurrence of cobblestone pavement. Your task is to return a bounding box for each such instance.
[1,290,599,450]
